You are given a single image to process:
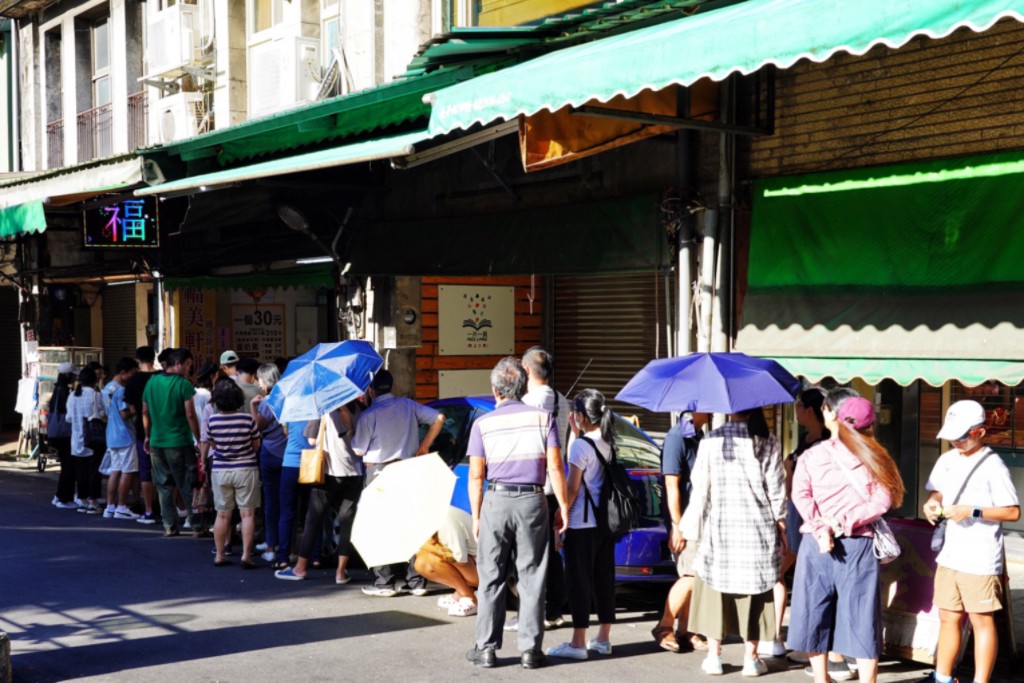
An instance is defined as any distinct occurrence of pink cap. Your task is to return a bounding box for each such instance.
[838,396,876,430]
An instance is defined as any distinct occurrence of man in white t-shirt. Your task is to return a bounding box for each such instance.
[923,400,1020,683]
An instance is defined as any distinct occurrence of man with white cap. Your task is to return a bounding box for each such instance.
[923,400,1020,683]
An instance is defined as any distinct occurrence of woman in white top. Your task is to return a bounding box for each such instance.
[546,388,616,661]
[66,367,107,514]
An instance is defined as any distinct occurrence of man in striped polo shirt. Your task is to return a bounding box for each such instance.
[466,357,569,670]
[202,379,262,568]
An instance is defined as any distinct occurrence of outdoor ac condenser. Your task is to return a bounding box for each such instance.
[145,2,202,79]
[248,35,321,119]
[149,92,205,146]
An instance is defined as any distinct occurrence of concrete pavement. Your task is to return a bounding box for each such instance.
[0,451,1007,683]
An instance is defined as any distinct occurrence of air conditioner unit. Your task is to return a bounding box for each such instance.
[149,92,205,146]
[146,2,202,78]
[248,35,321,119]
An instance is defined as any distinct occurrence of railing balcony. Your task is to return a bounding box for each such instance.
[128,91,148,151]
[46,119,64,169]
[77,103,113,163]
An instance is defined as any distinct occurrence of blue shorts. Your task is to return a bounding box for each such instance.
[787,534,881,659]
[136,438,152,483]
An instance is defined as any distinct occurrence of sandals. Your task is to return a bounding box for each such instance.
[651,625,680,652]
[240,559,258,570]
[274,560,290,570]
[682,632,709,652]
[214,559,232,567]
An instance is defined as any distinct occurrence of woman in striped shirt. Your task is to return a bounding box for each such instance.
[203,379,262,568]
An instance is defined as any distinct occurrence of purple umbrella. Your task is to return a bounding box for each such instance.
[616,352,800,414]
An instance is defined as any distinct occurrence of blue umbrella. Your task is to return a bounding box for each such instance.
[616,352,800,414]
[265,340,384,422]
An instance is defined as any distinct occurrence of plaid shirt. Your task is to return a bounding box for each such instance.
[686,421,786,595]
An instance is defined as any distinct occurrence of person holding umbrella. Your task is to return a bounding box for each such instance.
[681,408,786,677]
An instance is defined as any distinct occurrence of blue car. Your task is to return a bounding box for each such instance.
[422,396,675,583]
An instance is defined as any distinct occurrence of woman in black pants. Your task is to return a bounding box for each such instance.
[546,388,616,661]
[48,367,77,508]
[274,401,363,583]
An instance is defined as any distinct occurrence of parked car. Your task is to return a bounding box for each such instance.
[421,395,676,583]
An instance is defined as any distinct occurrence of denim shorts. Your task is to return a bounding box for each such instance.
[787,534,881,659]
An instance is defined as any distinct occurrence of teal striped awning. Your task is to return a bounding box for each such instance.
[427,0,1024,136]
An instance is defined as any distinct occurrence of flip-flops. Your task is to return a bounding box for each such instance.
[335,575,352,585]
[241,559,258,570]
[214,559,232,567]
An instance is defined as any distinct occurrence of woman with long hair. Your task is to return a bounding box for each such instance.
[48,365,78,508]
[681,406,786,677]
[545,388,617,660]
[66,367,106,514]
[789,396,905,683]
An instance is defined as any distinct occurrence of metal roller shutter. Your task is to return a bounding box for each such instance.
[102,285,138,367]
[0,288,21,430]
[552,272,672,435]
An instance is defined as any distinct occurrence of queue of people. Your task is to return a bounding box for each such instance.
[40,345,1021,682]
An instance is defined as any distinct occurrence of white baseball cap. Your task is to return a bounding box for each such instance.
[936,400,986,441]
[57,362,76,374]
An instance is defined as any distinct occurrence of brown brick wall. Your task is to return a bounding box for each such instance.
[749,18,1024,177]
[415,276,544,401]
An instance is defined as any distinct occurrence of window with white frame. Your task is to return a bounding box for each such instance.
[321,0,341,69]
[92,18,111,107]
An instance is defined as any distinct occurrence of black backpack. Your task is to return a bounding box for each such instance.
[579,436,642,540]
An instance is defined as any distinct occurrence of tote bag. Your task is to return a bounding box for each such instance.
[298,417,327,485]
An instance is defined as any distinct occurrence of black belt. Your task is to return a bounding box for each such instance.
[487,483,543,493]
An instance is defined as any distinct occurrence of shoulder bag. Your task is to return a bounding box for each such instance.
[84,390,107,452]
[835,459,901,564]
[930,451,992,553]
[298,417,327,485]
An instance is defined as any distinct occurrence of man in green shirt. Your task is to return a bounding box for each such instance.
[142,348,201,537]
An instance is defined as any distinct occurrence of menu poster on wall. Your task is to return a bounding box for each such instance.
[231,304,286,361]
[438,285,514,356]
[175,288,217,369]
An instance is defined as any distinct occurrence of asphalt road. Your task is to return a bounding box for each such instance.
[0,460,943,683]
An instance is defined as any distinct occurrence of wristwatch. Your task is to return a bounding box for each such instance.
[972,508,983,519]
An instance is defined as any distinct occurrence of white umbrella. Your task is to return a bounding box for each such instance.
[351,453,457,568]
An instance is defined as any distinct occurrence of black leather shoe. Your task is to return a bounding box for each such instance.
[467,646,496,668]
[521,649,546,669]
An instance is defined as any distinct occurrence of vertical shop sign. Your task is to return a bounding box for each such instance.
[438,285,514,356]
[231,304,286,360]
[174,288,217,368]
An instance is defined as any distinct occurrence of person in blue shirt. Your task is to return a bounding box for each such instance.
[102,357,140,519]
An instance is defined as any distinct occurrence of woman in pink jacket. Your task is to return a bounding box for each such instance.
[788,396,905,683]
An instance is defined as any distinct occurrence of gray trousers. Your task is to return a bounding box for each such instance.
[475,489,549,653]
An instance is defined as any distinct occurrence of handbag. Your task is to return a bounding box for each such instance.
[930,451,992,553]
[83,390,106,451]
[298,417,327,485]
[835,459,901,564]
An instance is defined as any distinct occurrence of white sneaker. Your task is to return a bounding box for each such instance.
[702,655,724,675]
[55,501,79,510]
[503,616,518,631]
[256,542,269,552]
[545,642,587,660]
[51,496,59,507]
[182,519,192,530]
[586,639,612,656]
[103,506,116,519]
[742,658,769,677]
[437,594,458,609]
[114,507,139,520]
[448,597,478,617]
[408,587,429,597]
[260,550,276,562]
[361,586,399,598]
[757,639,786,657]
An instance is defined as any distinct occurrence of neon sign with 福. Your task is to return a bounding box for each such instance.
[83,196,160,248]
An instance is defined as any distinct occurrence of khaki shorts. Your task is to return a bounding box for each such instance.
[211,468,261,511]
[934,565,1003,614]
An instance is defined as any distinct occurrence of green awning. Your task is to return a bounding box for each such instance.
[163,264,334,291]
[772,358,1024,389]
[136,131,429,197]
[0,201,46,239]
[736,150,1024,387]
[427,0,1024,136]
